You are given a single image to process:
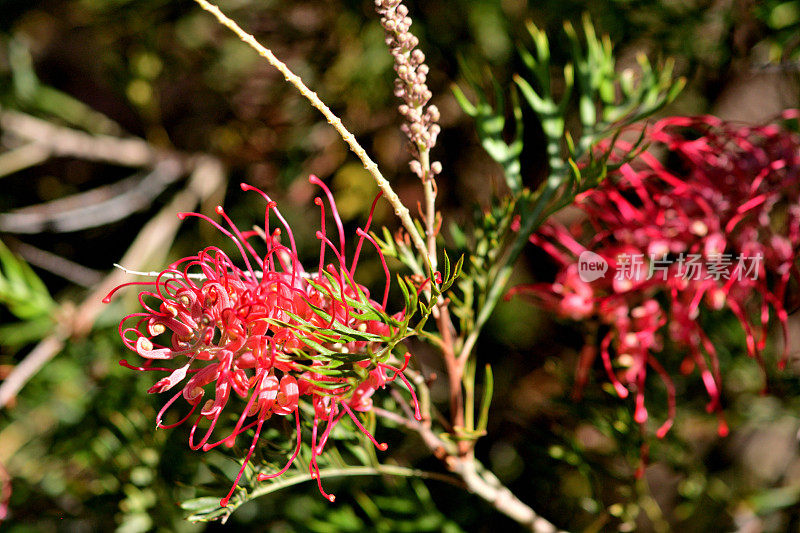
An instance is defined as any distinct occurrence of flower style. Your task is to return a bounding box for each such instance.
[104,176,421,506]
[510,113,800,442]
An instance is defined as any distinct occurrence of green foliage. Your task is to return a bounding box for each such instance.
[444,17,685,395]
[178,413,457,526]
[4,37,122,134]
[455,14,684,209]
[0,239,54,322]
[448,198,516,335]
[452,71,524,192]
[755,0,800,62]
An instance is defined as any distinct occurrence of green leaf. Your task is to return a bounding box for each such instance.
[476,364,494,433]
[180,497,223,511]
[0,315,54,346]
[452,65,523,192]
[0,238,56,320]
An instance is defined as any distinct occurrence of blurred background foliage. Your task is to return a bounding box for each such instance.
[1,0,800,531]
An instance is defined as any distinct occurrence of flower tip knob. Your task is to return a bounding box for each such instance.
[377,442,388,451]
[177,212,188,220]
[327,494,336,503]
[614,383,629,398]
[102,296,111,304]
[215,205,224,215]
[655,423,672,439]
[220,497,230,507]
[718,420,729,438]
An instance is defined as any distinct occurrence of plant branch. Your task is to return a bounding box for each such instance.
[0,160,184,234]
[0,155,225,408]
[449,457,565,533]
[245,464,464,503]
[0,109,157,166]
[4,237,103,288]
[381,385,564,531]
[457,179,561,365]
[436,303,464,438]
[193,0,430,269]
[0,335,64,408]
[374,406,451,458]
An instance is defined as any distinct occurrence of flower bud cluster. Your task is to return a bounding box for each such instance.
[510,114,800,444]
[375,0,441,180]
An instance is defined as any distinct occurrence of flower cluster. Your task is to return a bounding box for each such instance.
[105,177,420,506]
[510,114,800,440]
[375,0,442,179]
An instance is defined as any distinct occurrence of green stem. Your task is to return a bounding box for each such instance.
[241,465,462,506]
[456,175,562,365]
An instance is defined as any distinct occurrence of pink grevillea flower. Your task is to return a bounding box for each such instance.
[104,176,421,506]
[510,113,800,443]
[0,461,9,523]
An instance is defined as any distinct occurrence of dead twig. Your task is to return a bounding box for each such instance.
[0,143,50,179]
[5,237,103,288]
[0,110,157,167]
[0,159,184,233]
[0,155,225,408]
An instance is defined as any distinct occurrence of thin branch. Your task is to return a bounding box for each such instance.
[382,384,564,531]
[0,160,184,233]
[192,0,430,268]
[373,406,450,455]
[0,110,157,167]
[0,156,225,407]
[0,335,64,409]
[6,237,103,287]
[0,143,50,179]
[450,457,565,533]
[436,304,464,436]
[112,264,317,281]
[242,464,464,507]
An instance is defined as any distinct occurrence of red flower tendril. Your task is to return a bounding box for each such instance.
[509,113,800,448]
[104,176,421,506]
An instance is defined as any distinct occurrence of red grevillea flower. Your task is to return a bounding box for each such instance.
[509,113,800,442]
[104,176,421,506]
